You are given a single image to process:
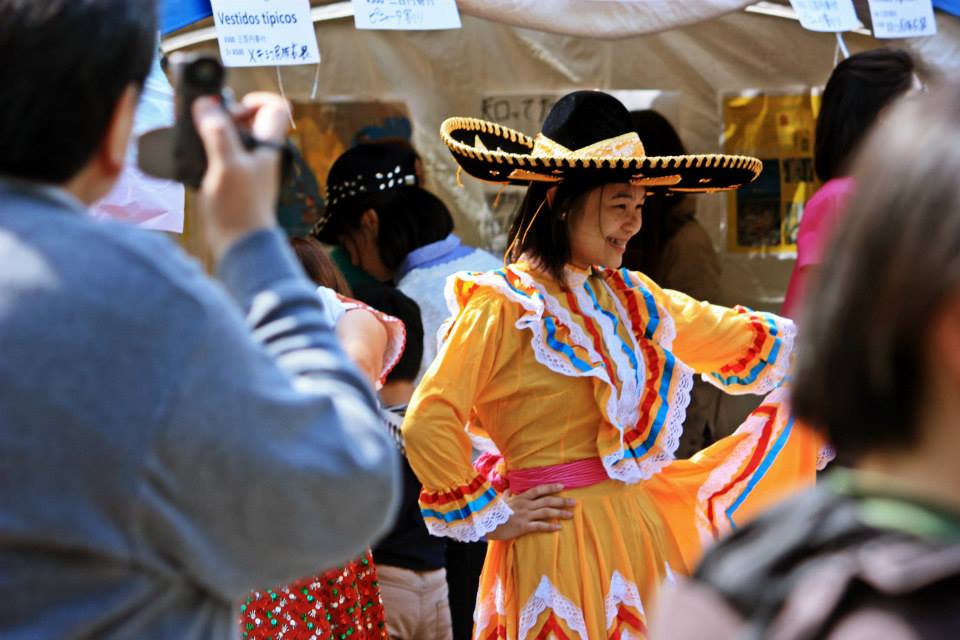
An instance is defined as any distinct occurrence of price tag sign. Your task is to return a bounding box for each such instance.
[868,0,937,38]
[352,0,462,30]
[788,0,860,32]
[210,0,320,67]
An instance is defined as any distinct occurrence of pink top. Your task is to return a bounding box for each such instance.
[782,177,856,319]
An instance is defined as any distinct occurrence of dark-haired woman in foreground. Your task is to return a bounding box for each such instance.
[402,91,829,638]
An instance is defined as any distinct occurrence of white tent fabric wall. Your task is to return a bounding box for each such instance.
[171,8,958,312]
[456,0,754,38]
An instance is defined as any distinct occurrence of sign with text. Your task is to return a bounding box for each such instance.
[210,0,320,67]
[868,0,937,38]
[352,0,462,30]
[788,0,860,31]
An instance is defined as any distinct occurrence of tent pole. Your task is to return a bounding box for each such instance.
[835,32,851,59]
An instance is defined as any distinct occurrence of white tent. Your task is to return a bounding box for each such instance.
[163,1,960,310]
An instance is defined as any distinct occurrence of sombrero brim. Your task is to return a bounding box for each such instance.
[440,117,762,192]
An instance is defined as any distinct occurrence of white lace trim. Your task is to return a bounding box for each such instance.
[466,422,500,455]
[518,576,589,640]
[572,279,642,431]
[339,297,406,385]
[472,577,506,640]
[604,571,646,631]
[440,270,556,360]
[603,360,692,483]
[817,444,836,471]
[655,298,678,352]
[694,386,791,545]
[702,310,797,396]
[423,494,513,543]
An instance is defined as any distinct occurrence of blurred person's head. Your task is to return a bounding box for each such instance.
[622,110,690,275]
[815,48,918,182]
[290,237,352,295]
[794,84,960,480]
[0,0,156,203]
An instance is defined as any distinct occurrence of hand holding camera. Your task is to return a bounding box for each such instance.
[192,91,291,259]
[139,53,294,259]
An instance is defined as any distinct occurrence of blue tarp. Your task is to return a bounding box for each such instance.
[934,0,960,17]
[161,0,213,35]
[161,0,958,36]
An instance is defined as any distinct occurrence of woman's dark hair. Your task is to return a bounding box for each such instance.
[315,189,400,246]
[328,186,454,273]
[814,48,916,182]
[375,187,454,271]
[290,237,352,295]
[622,110,690,275]
[0,0,156,183]
[793,83,960,459]
[507,178,606,285]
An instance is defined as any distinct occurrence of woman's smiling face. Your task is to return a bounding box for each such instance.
[566,183,645,270]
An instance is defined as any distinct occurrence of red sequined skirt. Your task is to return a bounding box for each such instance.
[240,550,388,639]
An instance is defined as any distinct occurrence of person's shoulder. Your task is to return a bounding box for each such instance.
[802,178,856,226]
[444,267,522,319]
[469,247,503,268]
[668,218,714,247]
[5,201,219,321]
[693,485,836,602]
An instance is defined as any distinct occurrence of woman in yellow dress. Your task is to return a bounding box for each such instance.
[403,91,828,639]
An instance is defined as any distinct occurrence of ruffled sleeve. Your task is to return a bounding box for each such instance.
[637,275,795,396]
[337,295,406,385]
[315,286,406,386]
[402,280,516,542]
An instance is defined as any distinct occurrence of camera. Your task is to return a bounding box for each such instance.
[138,52,293,190]
[171,53,230,188]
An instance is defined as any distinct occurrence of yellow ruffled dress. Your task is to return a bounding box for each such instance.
[403,260,827,639]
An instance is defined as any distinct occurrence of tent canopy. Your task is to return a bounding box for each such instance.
[161,0,960,36]
[160,2,959,313]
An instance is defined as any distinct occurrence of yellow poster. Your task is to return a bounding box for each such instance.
[722,90,821,256]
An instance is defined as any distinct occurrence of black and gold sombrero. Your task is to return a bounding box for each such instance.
[440,90,762,193]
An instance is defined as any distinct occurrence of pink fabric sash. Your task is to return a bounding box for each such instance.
[507,457,609,494]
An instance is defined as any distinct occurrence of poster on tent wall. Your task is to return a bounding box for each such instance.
[277,100,412,237]
[721,89,821,257]
[476,90,682,251]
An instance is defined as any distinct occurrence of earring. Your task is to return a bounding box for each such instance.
[559,210,568,221]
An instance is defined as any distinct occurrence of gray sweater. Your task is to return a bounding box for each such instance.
[0,179,399,639]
